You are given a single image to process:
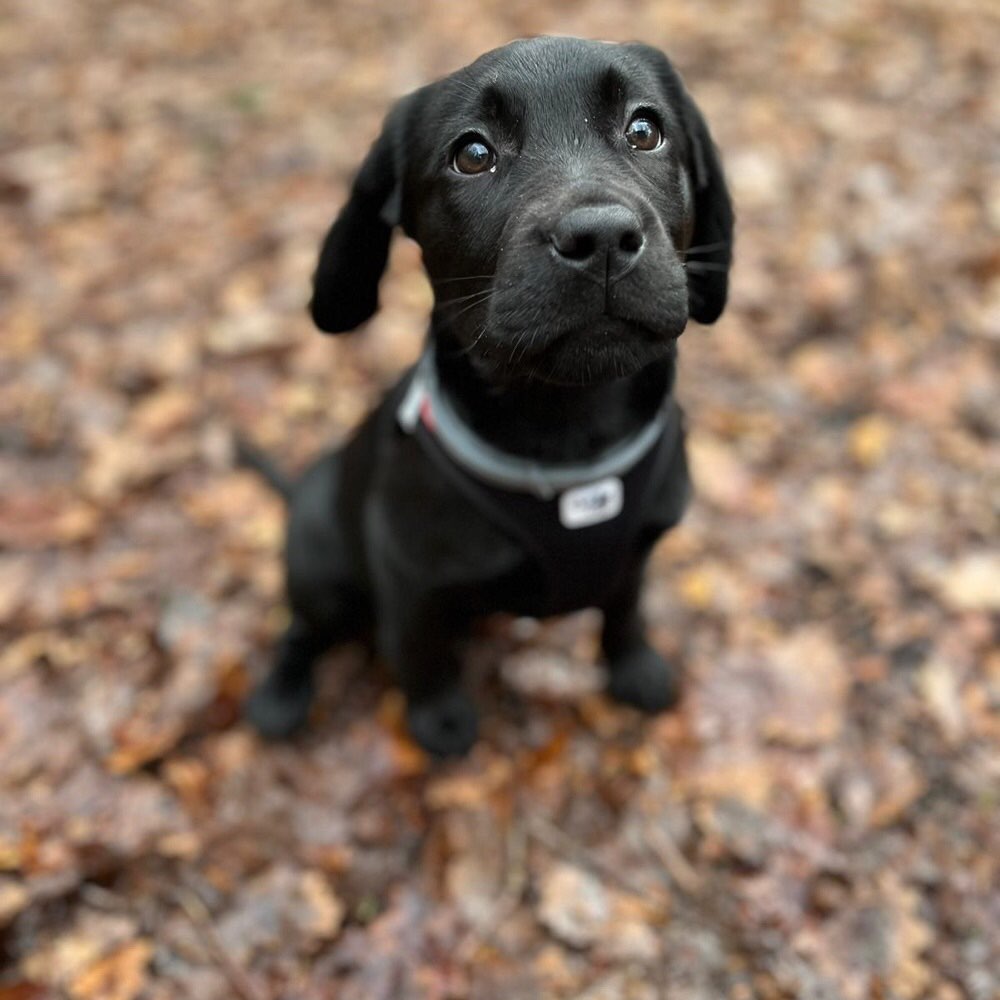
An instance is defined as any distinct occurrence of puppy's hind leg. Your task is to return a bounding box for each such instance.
[602,567,681,713]
[246,452,370,739]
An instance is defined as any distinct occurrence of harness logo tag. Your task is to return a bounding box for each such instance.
[559,477,624,529]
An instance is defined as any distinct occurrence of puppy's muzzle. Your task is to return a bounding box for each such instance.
[549,204,645,285]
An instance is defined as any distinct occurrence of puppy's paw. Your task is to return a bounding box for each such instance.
[244,673,315,740]
[606,645,681,713]
[407,688,479,758]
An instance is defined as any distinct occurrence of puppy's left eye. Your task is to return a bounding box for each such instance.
[452,135,497,175]
[625,115,662,151]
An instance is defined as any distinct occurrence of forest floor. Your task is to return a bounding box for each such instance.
[1,1,997,997]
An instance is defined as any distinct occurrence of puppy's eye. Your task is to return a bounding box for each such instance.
[452,136,496,175]
[625,115,662,151]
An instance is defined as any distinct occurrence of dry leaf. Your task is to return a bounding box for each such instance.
[685,432,752,511]
[759,627,849,747]
[917,658,965,742]
[21,913,136,988]
[848,414,893,467]
[0,878,29,928]
[69,940,153,1000]
[537,864,609,949]
[932,552,1000,612]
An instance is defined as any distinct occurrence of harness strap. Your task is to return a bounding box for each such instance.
[397,351,671,499]
[397,357,685,613]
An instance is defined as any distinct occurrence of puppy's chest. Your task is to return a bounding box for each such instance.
[473,451,672,613]
[393,407,688,616]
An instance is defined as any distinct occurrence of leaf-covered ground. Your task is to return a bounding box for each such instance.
[1,1,997,997]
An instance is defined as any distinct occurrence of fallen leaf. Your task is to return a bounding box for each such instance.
[0,877,29,927]
[424,757,512,811]
[537,863,609,949]
[69,940,153,1000]
[759,627,849,747]
[20,912,136,988]
[215,865,345,963]
[297,869,346,944]
[129,387,197,440]
[500,648,604,701]
[917,658,965,742]
[848,414,894,467]
[685,431,753,512]
[932,552,1000,611]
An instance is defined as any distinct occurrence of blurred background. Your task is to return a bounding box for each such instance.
[0,1,997,998]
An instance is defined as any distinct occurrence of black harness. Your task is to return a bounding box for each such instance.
[398,355,686,614]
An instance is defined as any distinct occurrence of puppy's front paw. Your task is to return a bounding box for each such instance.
[244,673,315,740]
[406,688,479,758]
[606,645,681,713]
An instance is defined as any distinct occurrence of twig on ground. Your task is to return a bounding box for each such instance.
[457,819,529,962]
[642,821,703,897]
[526,814,668,905]
[174,878,268,1000]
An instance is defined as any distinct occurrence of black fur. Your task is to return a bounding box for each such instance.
[245,37,733,756]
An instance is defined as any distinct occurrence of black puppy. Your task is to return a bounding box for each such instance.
[244,37,733,756]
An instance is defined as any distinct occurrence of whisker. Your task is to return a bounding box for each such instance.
[436,288,496,308]
[504,240,545,252]
[450,322,490,358]
[682,241,730,257]
[507,327,533,365]
[431,274,495,287]
[683,260,729,273]
[517,327,543,365]
[442,291,497,323]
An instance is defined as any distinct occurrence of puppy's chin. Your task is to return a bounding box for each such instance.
[479,317,685,387]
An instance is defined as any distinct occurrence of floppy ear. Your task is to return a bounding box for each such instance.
[627,45,734,324]
[310,94,418,333]
[678,87,734,324]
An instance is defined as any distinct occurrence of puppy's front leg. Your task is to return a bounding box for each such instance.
[602,566,681,713]
[378,588,478,758]
[245,617,330,739]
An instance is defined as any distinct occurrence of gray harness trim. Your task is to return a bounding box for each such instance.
[397,351,673,500]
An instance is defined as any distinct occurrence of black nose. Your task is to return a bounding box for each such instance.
[549,205,645,283]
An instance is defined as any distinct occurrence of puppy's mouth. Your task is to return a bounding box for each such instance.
[483,312,683,386]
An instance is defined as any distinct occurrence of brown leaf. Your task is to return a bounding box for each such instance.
[215,865,345,963]
[0,877,29,928]
[296,870,346,944]
[685,431,753,512]
[759,627,849,748]
[848,414,894,467]
[0,986,51,1000]
[424,757,512,811]
[129,387,197,440]
[69,940,153,1000]
[20,912,137,988]
[917,658,965,743]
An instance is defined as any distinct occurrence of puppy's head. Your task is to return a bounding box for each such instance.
[311,37,733,385]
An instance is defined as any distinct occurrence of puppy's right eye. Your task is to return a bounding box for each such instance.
[452,135,496,175]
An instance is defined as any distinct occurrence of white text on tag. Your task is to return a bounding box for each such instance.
[558,477,624,529]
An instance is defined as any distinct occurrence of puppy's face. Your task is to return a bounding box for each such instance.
[311,38,733,386]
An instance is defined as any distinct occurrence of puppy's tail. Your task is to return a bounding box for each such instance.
[233,434,295,503]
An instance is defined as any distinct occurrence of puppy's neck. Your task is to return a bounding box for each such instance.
[432,337,676,464]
